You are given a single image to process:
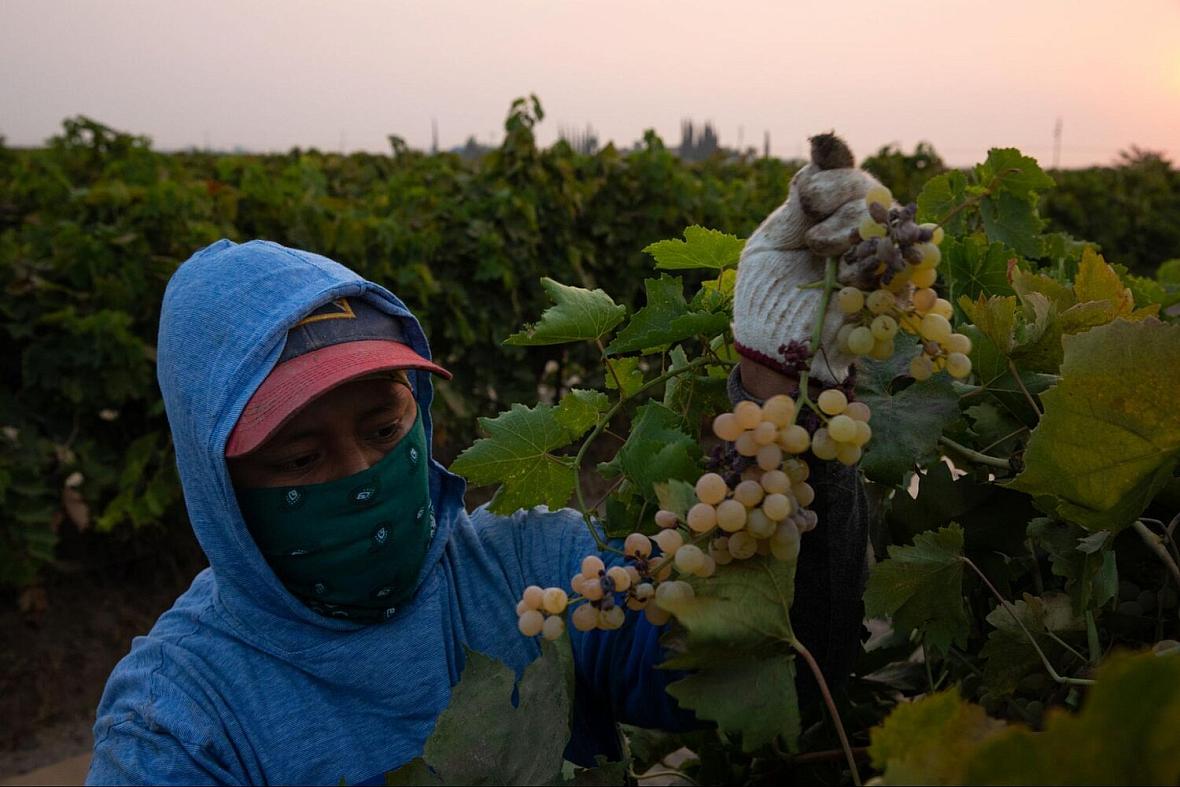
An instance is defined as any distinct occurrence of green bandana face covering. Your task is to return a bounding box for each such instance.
[235,412,434,624]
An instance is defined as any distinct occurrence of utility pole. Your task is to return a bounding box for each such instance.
[431,118,439,154]
[763,130,770,159]
[1052,117,1063,169]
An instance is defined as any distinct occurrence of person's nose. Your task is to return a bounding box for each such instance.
[338,440,374,477]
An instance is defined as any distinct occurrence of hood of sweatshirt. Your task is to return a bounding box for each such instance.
[157,238,463,653]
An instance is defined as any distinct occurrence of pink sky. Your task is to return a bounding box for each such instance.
[2,0,1178,167]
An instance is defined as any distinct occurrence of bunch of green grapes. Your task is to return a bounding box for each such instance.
[835,185,973,380]
[515,584,569,640]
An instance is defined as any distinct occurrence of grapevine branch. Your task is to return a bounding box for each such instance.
[938,436,1012,471]
[1132,519,1180,588]
[960,556,1095,686]
[789,637,862,787]
[1008,360,1044,416]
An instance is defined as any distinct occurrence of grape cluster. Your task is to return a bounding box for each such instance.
[836,186,973,380]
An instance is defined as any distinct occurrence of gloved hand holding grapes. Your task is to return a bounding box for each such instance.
[733,134,907,394]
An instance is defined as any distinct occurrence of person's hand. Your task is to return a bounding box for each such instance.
[732,134,889,390]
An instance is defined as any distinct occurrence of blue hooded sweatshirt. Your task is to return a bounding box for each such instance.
[86,240,696,785]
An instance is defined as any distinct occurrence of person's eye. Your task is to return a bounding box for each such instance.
[275,452,319,473]
[371,421,403,442]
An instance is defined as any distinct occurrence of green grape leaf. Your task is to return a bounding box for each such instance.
[662,555,801,752]
[917,170,972,235]
[964,401,1026,455]
[864,524,968,654]
[941,235,1016,309]
[604,357,645,398]
[960,324,1058,424]
[1009,319,1180,532]
[451,402,591,515]
[856,342,963,486]
[979,191,1044,258]
[504,278,626,346]
[869,689,1005,785]
[386,643,574,785]
[959,294,1018,355]
[974,148,1055,200]
[613,402,701,500]
[663,345,730,426]
[1011,265,1077,312]
[606,275,729,355]
[653,478,697,520]
[643,226,744,271]
[690,268,738,311]
[979,592,1084,695]
[1026,517,1118,611]
[554,389,610,437]
[963,650,1180,785]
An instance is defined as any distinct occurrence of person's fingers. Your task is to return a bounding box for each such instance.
[798,169,872,220]
[805,201,867,257]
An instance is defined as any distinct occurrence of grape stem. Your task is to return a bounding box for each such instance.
[572,355,725,550]
[938,436,1012,471]
[1132,519,1180,588]
[959,556,1095,686]
[1008,360,1044,416]
[789,637,862,787]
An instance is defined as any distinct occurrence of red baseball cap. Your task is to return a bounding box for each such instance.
[226,298,451,457]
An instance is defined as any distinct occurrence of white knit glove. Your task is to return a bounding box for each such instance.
[733,134,888,385]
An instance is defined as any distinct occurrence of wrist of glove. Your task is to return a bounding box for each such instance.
[732,134,891,387]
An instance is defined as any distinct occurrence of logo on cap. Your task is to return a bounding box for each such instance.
[294,298,357,328]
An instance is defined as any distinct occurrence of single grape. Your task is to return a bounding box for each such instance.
[779,424,811,454]
[599,606,626,630]
[541,614,565,641]
[761,394,796,427]
[845,401,871,422]
[733,400,763,430]
[762,492,792,521]
[760,469,790,494]
[581,579,605,601]
[871,315,898,341]
[866,289,895,315]
[653,529,684,556]
[914,242,941,269]
[654,509,679,529]
[727,531,758,560]
[836,286,866,315]
[836,323,855,352]
[770,540,800,563]
[624,532,651,559]
[634,582,655,600]
[770,521,801,563]
[581,555,605,578]
[920,313,953,344]
[898,313,923,335]
[910,354,934,381]
[866,184,893,208]
[756,443,784,471]
[712,412,742,442]
[516,599,529,616]
[570,573,586,595]
[827,414,857,443]
[797,509,819,532]
[912,287,938,313]
[518,609,545,637]
[793,482,816,507]
[674,544,706,574]
[931,298,954,319]
[606,566,632,593]
[771,518,800,548]
[733,479,765,507]
[522,585,544,610]
[783,458,810,482]
[694,554,717,578]
[920,222,944,245]
[946,333,973,354]
[858,216,887,239]
[836,443,862,466]
[716,499,748,532]
[847,326,875,355]
[817,388,848,415]
[852,419,873,447]
[869,337,895,360]
[946,352,973,379]
[746,507,776,538]
[911,266,937,289]
[752,420,778,445]
[625,565,641,586]
[686,502,718,533]
[542,587,569,614]
[655,580,695,609]
[811,428,839,461]
[734,431,760,457]
[695,472,728,505]
[644,604,672,626]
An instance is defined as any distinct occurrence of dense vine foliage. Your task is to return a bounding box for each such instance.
[430,144,1180,784]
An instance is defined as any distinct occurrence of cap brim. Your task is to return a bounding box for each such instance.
[226,340,451,458]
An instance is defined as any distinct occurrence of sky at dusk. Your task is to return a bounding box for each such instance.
[3,0,1179,167]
